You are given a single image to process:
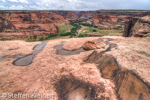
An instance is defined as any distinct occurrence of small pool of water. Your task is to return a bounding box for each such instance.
[13,51,39,66]
[54,44,86,55]
[97,38,104,42]
[13,42,47,66]
[13,54,24,59]
[57,48,85,55]
[0,56,7,61]
[54,44,64,49]
[33,42,48,50]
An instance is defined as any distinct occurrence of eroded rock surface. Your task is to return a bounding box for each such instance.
[95,55,119,79]
[83,40,106,50]
[115,69,150,100]
[92,14,127,29]
[0,36,150,100]
[123,15,150,37]
[0,11,65,40]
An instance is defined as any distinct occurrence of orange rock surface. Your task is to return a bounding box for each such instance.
[123,16,150,37]
[0,36,150,100]
[83,40,106,50]
[92,14,131,29]
[0,11,72,39]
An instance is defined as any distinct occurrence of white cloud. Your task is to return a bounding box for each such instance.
[9,0,29,3]
[33,0,94,10]
[0,5,6,8]
[9,0,18,2]
[2,0,6,2]
[0,5,8,10]
[0,0,150,10]
[9,5,24,9]
[18,0,29,3]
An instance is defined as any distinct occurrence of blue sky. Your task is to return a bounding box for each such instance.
[0,0,150,10]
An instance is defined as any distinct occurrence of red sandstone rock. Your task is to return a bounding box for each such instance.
[0,17,4,32]
[83,40,106,50]
[42,12,69,24]
[78,11,96,19]
[123,16,150,37]
[0,11,61,39]
[53,11,78,21]
[96,54,119,79]
[0,37,150,100]
[139,15,150,23]
[93,14,118,25]
[114,69,150,100]
[138,29,150,33]
[92,14,131,29]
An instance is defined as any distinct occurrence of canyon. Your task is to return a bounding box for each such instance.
[0,10,150,100]
[0,10,150,40]
[92,10,150,29]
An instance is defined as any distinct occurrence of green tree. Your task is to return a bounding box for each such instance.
[39,36,44,41]
[33,35,37,39]
[78,33,84,37]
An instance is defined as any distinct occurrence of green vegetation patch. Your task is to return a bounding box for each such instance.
[78,33,84,37]
[57,23,74,31]
[82,26,123,35]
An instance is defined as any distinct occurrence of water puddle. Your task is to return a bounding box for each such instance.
[54,38,117,55]
[107,38,114,41]
[97,38,103,42]
[0,56,7,61]
[106,43,118,51]
[54,44,64,49]
[54,44,86,55]
[13,42,47,66]
[57,48,85,55]
[13,54,24,59]
[84,43,117,63]
[97,38,117,51]
[0,54,24,62]
[97,38,114,43]
[13,51,39,66]
[33,42,47,50]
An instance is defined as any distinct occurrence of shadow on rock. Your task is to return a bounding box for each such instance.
[55,76,106,100]
[84,51,150,100]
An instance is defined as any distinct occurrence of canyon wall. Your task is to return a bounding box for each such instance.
[78,11,96,19]
[123,15,150,37]
[92,14,130,29]
[0,10,150,40]
[0,11,71,40]
[92,10,150,29]
[52,11,79,21]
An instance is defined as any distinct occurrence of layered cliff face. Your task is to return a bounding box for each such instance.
[78,11,96,19]
[0,17,5,32]
[93,15,119,23]
[123,15,150,37]
[0,11,63,40]
[41,12,69,24]
[1,10,150,40]
[53,11,78,21]
[92,10,150,30]
[97,10,150,17]
[92,14,131,29]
